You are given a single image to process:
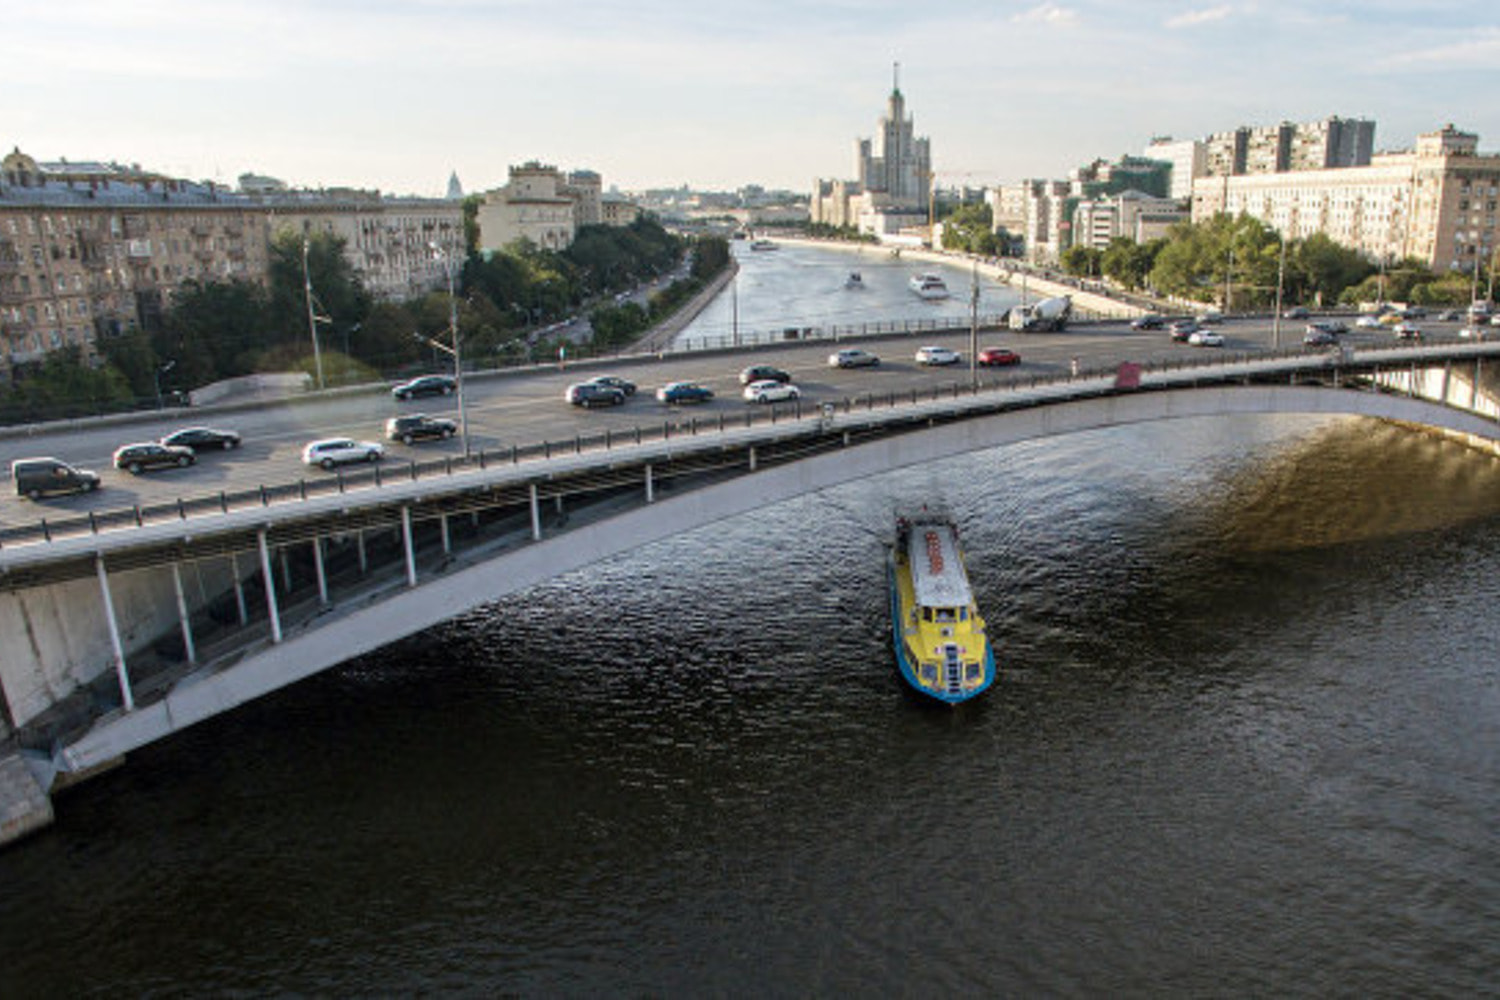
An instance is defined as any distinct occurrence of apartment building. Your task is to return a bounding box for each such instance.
[1,146,465,379]
[473,162,637,253]
[1072,191,1188,251]
[1191,125,1499,273]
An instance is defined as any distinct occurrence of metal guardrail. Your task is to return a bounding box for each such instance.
[1,335,1495,554]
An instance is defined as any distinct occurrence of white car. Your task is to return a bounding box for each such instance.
[828,348,880,368]
[302,437,385,470]
[1355,315,1383,329]
[1188,329,1224,347]
[915,345,961,365]
[1459,325,1486,339]
[743,379,801,403]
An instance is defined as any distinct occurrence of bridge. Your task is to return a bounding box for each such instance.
[3,335,1499,844]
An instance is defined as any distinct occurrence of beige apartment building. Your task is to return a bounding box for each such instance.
[474,162,634,253]
[1,146,469,380]
[1192,125,1499,273]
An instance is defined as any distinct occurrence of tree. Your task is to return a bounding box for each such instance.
[1292,233,1374,307]
[1101,237,1161,291]
[265,229,371,369]
[1060,245,1102,278]
[160,278,269,385]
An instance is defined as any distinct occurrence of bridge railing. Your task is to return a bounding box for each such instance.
[2,335,1495,553]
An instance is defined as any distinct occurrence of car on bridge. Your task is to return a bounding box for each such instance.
[1129,314,1164,330]
[302,438,385,470]
[743,379,801,403]
[1169,320,1200,342]
[385,414,457,444]
[113,442,196,474]
[584,374,637,396]
[159,426,242,452]
[977,347,1021,366]
[656,382,715,405]
[739,364,792,385]
[915,345,961,366]
[1355,315,1383,329]
[1188,329,1225,348]
[1283,306,1310,319]
[1393,322,1423,341]
[1303,327,1339,347]
[565,382,627,408]
[829,348,880,368]
[391,374,457,401]
[11,457,101,499]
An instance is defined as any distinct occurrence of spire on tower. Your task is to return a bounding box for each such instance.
[892,61,901,97]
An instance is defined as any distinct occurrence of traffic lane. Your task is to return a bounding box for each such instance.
[3,317,1442,526]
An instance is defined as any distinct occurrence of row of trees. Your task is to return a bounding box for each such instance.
[1,215,709,423]
[1058,213,1494,310]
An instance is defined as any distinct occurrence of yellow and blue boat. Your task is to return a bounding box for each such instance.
[888,513,995,704]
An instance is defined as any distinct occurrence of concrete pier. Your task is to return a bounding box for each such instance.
[0,752,54,845]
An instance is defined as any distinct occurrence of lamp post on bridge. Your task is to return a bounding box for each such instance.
[428,241,472,459]
[154,359,176,410]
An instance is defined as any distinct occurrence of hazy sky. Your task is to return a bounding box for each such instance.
[10,1,1499,197]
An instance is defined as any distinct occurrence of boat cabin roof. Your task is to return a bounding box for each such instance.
[905,519,974,609]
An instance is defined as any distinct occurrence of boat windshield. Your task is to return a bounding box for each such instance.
[922,607,964,623]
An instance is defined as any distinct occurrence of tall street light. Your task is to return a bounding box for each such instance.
[302,238,326,390]
[429,241,471,458]
[154,359,176,409]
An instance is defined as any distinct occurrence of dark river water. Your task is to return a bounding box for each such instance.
[3,410,1499,996]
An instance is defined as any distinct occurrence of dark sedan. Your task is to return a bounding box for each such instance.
[585,375,637,396]
[160,426,242,451]
[113,442,196,474]
[385,414,458,443]
[739,364,791,385]
[392,374,457,401]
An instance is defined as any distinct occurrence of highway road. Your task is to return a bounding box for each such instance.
[0,312,1485,529]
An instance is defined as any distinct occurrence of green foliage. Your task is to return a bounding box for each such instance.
[1060,245,1102,277]
[940,204,1000,255]
[805,222,878,243]
[689,236,731,281]
[1101,238,1162,291]
[1292,233,1374,306]
[588,302,651,346]
[2,346,136,420]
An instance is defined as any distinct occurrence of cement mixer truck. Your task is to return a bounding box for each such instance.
[1008,295,1072,332]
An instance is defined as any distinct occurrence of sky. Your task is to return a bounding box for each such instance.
[9,1,1500,198]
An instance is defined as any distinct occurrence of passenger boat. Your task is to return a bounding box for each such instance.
[909,273,950,299]
[845,271,864,289]
[749,239,777,251]
[888,513,995,704]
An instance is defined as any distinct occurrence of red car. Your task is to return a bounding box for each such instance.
[977,347,1021,367]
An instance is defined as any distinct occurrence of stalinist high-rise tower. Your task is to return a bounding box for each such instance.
[855,63,932,210]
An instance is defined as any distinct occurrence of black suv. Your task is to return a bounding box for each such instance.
[392,374,457,400]
[113,442,196,474]
[565,383,626,408]
[739,364,791,385]
[385,414,458,443]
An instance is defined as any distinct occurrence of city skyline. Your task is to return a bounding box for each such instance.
[11,0,1499,197]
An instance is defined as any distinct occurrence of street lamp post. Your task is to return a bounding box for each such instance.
[302,239,326,390]
[429,241,471,458]
[1272,235,1288,350]
[154,359,176,410]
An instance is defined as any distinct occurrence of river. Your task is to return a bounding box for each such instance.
[1,246,1498,996]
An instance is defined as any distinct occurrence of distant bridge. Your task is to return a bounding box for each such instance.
[2,339,1498,844]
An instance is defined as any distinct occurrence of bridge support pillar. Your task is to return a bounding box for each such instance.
[529,484,542,540]
[357,531,368,574]
[1474,359,1483,410]
[440,514,451,555]
[645,464,654,504]
[171,563,197,665]
[95,556,134,712]
[312,537,328,606]
[258,530,282,644]
[1442,361,1452,404]
[749,446,757,472]
[230,552,248,625]
[401,506,417,588]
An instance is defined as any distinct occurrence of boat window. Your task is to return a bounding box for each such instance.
[959,608,968,622]
[922,608,933,622]
[935,608,957,623]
